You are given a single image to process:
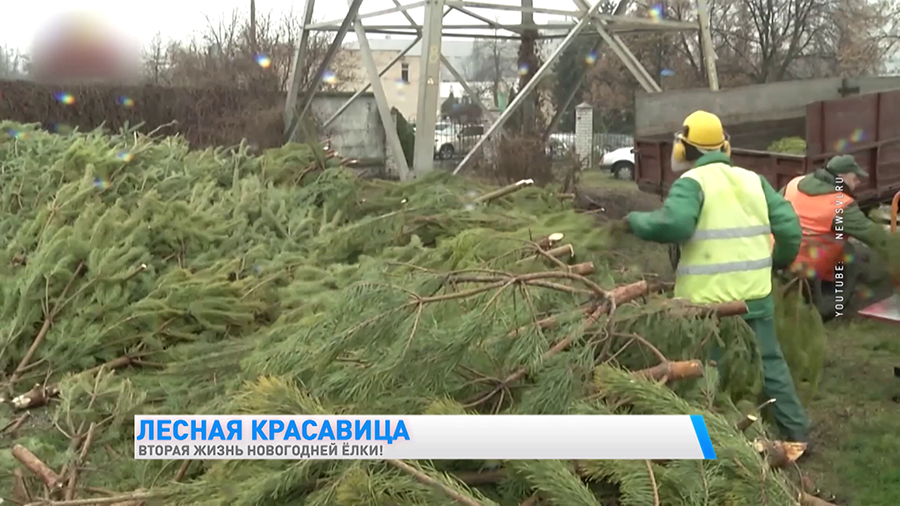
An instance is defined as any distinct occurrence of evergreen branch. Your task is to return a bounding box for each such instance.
[385,459,484,506]
[10,353,155,411]
[451,275,591,296]
[520,493,540,505]
[63,422,98,500]
[173,460,192,483]
[9,261,85,390]
[644,460,660,506]
[450,271,609,299]
[23,490,160,506]
[465,281,650,408]
[1,411,30,436]
[613,332,668,366]
[529,242,571,270]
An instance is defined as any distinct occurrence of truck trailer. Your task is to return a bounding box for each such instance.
[633,83,900,209]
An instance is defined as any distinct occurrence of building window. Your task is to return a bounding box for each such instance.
[401,63,409,83]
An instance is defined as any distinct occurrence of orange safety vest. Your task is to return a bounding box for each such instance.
[782,176,852,281]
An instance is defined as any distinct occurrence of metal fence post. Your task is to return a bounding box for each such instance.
[575,102,593,168]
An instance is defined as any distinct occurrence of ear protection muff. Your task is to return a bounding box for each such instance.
[672,125,731,162]
[672,132,688,163]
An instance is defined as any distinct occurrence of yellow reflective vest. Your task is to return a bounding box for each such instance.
[675,162,773,304]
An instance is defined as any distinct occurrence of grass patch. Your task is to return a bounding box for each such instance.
[803,317,900,505]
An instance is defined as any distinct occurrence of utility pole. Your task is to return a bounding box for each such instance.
[696,0,719,91]
[411,0,445,176]
[521,0,536,133]
[250,0,258,54]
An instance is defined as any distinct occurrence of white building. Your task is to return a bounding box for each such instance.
[344,37,478,121]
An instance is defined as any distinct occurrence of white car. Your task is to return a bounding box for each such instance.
[434,122,456,159]
[434,124,484,160]
[600,146,635,180]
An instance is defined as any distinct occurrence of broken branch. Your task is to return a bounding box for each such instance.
[13,444,63,491]
[473,179,534,203]
[752,439,807,468]
[736,414,758,432]
[799,492,838,506]
[632,360,704,382]
[11,354,155,411]
[11,383,60,410]
[568,262,594,276]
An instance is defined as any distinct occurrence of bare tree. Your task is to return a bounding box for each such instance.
[660,0,900,84]
[0,45,26,79]
[466,31,518,107]
[140,8,352,93]
[143,34,167,85]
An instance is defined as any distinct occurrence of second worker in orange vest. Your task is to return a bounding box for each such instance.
[780,155,890,320]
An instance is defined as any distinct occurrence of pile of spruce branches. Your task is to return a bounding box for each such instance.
[0,122,823,506]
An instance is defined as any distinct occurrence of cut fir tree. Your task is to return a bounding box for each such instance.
[0,121,825,505]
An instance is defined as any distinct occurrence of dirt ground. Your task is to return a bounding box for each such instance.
[578,170,900,506]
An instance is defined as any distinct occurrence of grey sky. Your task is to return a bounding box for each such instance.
[1,1,569,54]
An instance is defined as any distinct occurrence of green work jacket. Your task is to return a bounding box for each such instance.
[626,152,802,320]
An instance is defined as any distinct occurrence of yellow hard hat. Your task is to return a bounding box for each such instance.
[681,110,726,149]
[672,110,730,163]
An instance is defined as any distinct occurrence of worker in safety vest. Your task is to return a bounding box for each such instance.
[780,155,891,321]
[619,110,811,446]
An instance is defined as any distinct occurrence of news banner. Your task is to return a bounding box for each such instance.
[134,415,716,460]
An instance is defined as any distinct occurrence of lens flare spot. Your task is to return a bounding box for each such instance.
[93,177,110,190]
[661,68,675,77]
[517,63,530,76]
[850,128,865,142]
[117,151,134,162]
[7,129,25,139]
[255,53,272,68]
[648,4,664,21]
[322,70,337,84]
[843,252,855,263]
[118,95,135,107]
[833,139,849,152]
[808,246,820,260]
[805,267,817,279]
[585,51,597,65]
[55,92,75,105]
[857,286,875,300]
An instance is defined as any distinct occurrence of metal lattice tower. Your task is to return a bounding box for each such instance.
[283,0,718,180]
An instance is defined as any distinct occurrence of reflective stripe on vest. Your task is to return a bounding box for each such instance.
[782,175,851,282]
[675,163,773,304]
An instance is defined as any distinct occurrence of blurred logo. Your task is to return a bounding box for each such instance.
[30,11,141,82]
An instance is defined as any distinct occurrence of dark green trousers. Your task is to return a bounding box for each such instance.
[746,315,811,442]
